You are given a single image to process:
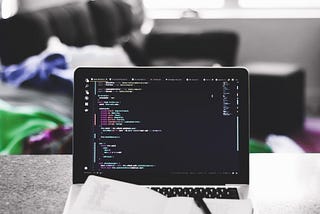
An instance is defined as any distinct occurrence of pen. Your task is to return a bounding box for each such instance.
[194,196,212,214]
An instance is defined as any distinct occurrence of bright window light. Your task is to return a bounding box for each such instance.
[143,0,224,9]
[1,0,18,19]
[240,0,320,8]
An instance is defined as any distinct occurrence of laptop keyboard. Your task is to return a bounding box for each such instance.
[150,187,239,199]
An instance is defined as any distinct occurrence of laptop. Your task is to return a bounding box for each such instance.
[64,67,249,213]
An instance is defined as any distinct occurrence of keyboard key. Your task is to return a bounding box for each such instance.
[149,187,239,199]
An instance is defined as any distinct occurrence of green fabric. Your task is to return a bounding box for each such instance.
[0,100,71,155]
[249,139,273,153]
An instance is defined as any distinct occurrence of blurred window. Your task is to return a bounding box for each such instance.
[1,0,18,19]
[143,0,320,10]
[140,0,320,18]
[239,0,320,8]
[143,0,224,9]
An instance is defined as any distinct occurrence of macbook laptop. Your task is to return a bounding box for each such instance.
[64,67,249,213]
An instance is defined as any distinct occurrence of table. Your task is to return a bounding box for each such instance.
[0,154,319,214]
[0,155,72,214]
[248,154,320,214]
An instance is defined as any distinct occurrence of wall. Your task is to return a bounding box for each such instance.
[154,18,320,115]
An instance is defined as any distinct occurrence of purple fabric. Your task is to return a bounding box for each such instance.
[28,125,72,145]
[24,125,73,154]
[1,53,73,95]
[291,117,320,152]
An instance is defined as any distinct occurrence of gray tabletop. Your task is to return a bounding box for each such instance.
[1,154,320,214]
[0,155,72,214]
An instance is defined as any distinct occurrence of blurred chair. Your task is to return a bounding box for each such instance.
[0,0,239,67]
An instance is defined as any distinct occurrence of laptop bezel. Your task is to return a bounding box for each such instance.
[73,67,249,185]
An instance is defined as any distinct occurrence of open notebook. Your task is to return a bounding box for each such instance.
[68,175,252,214]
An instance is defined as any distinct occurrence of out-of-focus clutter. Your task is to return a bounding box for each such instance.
[247,62,305,135]
[0,0,319,153]
[249,139,273,153]
[0,0,241,155]
[1,53,72,95]
[1,37,133,95]
[0,99,72,154]
[250,135,306,153]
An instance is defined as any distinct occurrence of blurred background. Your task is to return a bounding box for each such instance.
[0,0,319,154]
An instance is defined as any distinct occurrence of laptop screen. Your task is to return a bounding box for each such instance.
[74,67,249,184]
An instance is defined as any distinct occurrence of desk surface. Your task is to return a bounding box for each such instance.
[0,154,319,214]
